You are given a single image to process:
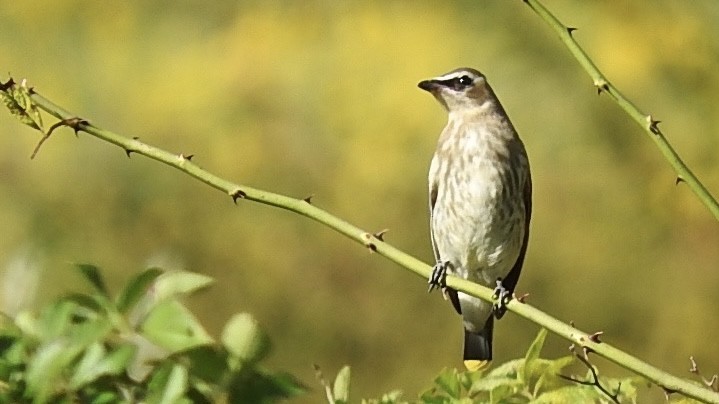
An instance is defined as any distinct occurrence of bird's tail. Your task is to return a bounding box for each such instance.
[463,316,493,372]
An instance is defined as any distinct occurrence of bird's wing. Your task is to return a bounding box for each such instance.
[429,175,462,315]
[428,181,441,263]
[500,174,532,293]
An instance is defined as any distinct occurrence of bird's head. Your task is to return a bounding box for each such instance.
[418,68,492,112]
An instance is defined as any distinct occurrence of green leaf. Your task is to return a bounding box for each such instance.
[152,270,214,301]
[146,362,189,404]
[0,335,25,375]
[487,382,522,404]
[1,78,43,131]
[76,264,110,298]
[333,365,351,403]
[70,342,137,389]
[221,313,270,366]
[532,385,606,403]
[533,356,575,395]
[36,299,78,339]
[116,267,164,314]
[486,358,522,379]
[26,340,84,401]
[12,310,39,341]
[613,376,641,402]
[417,388,449,403]
[88,391,123,404]
[70,342,105,388]
[263,370,307,399]
[376,390,403,403]
[522,328,547,384]
[433,368,461,398]
[228,368,306,403]
[141,300,213,352]
[62,292,106,314]
[468,374,523,395]
[0,312,21,338]
[173,345,228,383]
[458,369,484,391]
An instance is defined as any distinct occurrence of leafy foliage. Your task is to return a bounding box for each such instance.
[0,264,305,403]
[319,329,646,404]
[0,263,706,403]
[0,78,43,132]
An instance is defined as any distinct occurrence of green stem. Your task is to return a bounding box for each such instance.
[15,90,716,403]
[523,0,719,222]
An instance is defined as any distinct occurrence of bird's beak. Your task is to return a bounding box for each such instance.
[418,79,440,92]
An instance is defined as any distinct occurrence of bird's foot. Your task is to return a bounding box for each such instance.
[492,278,512,319]
[428,261,451,293]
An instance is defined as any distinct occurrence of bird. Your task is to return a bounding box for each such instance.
[418,67,532,372]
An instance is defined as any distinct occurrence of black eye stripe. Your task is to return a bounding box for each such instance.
[439,75,474,90]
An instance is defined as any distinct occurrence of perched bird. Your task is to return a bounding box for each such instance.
[419,68,532,371]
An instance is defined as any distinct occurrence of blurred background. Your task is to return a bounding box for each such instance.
[1,0,719,401]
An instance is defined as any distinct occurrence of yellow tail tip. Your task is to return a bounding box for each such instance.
[464,359,491,372]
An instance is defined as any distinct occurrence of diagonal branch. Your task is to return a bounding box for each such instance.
[521,0,719,222]
[1,81,718,403]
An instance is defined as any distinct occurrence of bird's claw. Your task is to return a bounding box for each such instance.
[492,278,512,319]
[428,261,450,293]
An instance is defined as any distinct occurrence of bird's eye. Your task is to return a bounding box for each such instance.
[448,75,473,90]
[458,75,473,86]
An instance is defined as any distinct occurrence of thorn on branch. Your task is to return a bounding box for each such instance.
[690,356,699,374]
[569,340,594,361]
[567,27,578,36]
[362,233,377,253]
[514,292,530,303]
[689,356,719,392]
[59,117,88,136]
[593,79,610,95]
[707,375,719,392]
[126,137,141,156]
[588,331,603,343]
[178,153,194,161]
[231,189,247,204]
[373,228,389,241]
[303,194,314,204]
[559,344,621,403]
[31,117,88,159]
[647,115,661,135]
[662,387,677,400]
[675,176,685,185]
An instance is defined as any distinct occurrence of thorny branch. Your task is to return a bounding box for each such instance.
[522,0,719,222]
[2,73,719,403]
[559,343,621,404]
[31,117,86,159]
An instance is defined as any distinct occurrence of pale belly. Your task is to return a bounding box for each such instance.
[431,176,525,332]
[431,181,525,287]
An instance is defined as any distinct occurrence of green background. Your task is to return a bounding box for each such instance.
[2,1,719,401]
